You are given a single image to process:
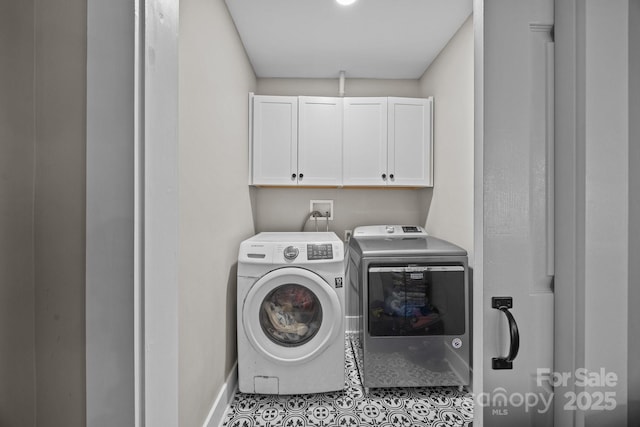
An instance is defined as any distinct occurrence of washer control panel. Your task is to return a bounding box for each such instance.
[239,232,344,264]
[307,243,333,260]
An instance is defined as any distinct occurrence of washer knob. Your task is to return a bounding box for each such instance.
[283,246,299,260]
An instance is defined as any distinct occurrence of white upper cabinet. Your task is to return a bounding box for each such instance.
[251,95,298,185]
[387,97,433,187]
[251,95,343,186]
[343,97,433,187]
[250,94,432,187]
[297,96,344,186]
[343,97,388,186]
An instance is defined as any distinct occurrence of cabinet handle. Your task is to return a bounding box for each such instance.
[381,173,387,180]
[299,173,304,180]
[291,173,297,180]
[389,174,394,180]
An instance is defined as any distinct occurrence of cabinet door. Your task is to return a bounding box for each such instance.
[297,96,343,186]
[252,95,298,186]
[387,97,433,187]
[343,97,388,186]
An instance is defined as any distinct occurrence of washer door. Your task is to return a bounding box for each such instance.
[243,267,342,364]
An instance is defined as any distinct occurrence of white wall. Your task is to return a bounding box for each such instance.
[0,2,36,425]
[418,16,474,266]
[254,187,424,237]
[258,78,419,98]
[178,0,256,425]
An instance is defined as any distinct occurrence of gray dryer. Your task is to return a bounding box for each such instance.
[347,225,470,390]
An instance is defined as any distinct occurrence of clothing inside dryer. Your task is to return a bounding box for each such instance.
[368,266,465,336]
[260,284,323,346]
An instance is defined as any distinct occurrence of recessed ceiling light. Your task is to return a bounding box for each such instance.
[336,0,357,5]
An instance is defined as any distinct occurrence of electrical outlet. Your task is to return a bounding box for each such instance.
[344,229,352,242]
[310,200,334,220]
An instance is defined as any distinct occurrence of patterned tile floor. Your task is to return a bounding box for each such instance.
[222,336,474,427]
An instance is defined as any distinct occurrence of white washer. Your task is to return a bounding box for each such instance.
[237,232,345,394]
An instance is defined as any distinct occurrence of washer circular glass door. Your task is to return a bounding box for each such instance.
[242,267,342,364]
[260,283,322,346]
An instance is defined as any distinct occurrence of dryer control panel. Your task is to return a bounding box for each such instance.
[353,225,428,237]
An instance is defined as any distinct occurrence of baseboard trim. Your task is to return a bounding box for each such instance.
[202,361,238,427]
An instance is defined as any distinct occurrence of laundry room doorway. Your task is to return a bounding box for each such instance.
[84,1,573,426]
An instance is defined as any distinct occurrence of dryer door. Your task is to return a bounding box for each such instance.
[242,267,342,364]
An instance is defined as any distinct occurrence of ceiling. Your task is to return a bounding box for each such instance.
[224,0,473,79]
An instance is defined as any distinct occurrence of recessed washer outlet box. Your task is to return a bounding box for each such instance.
[310,200,334,220]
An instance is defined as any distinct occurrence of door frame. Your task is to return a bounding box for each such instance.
[553,1,583,425]
[138,0,180,425]
[554,1,636,425]
[472,1,485,425]
[86,0,179,425]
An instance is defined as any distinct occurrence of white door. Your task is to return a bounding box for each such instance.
[242,267,343,363]
[477,1,555,425]
[387,97,433,187]
[298,96,343,186]
[252,95,298,186]
[343,97,388,186]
